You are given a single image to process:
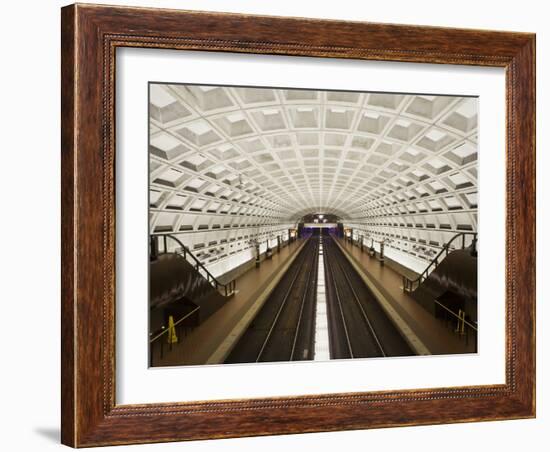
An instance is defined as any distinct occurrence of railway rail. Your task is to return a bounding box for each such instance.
[225,238,319,363]
[226,234,414,364]
[323,235,414,359]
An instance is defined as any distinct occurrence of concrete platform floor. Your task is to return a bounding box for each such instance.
[335,236,475,355]
[154,238,308,366]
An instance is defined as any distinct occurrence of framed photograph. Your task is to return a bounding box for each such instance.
[61,3,536,447]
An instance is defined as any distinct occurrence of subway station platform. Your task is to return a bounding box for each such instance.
[334,236,474,355]
[155,238,308,366]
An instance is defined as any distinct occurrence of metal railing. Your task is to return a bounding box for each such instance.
[149,306,200,367]
[402,232,477,292]
[432,299,477,346]
[151,234,236,297]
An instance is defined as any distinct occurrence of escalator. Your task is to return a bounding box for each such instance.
[403,233,478,347]
[150,252,228,329]
[149,235,236,364]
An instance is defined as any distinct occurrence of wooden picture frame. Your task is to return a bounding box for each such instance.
[61,3,536,447]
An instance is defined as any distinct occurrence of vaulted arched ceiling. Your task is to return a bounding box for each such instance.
[149,84,478,253]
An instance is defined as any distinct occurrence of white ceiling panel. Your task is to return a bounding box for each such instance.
[149,84,478,254]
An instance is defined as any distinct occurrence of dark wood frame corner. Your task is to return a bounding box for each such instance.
[61,3,536,447]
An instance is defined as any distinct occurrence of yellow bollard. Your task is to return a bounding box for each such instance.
[167,315,178,344]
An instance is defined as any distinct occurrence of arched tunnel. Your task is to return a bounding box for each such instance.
[148,84,479,367]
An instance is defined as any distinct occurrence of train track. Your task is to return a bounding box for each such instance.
[225,238,319,363]
[323,235,414,359]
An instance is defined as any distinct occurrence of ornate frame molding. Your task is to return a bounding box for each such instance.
[61,4,535,447]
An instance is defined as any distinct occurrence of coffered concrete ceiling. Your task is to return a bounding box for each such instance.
[150,84,477,233]
[149,84,478,272]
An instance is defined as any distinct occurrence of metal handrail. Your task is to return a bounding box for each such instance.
[433,299,478,332]
[402,232,477,292]
[149,306,201,343]
[151,234,236,297]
